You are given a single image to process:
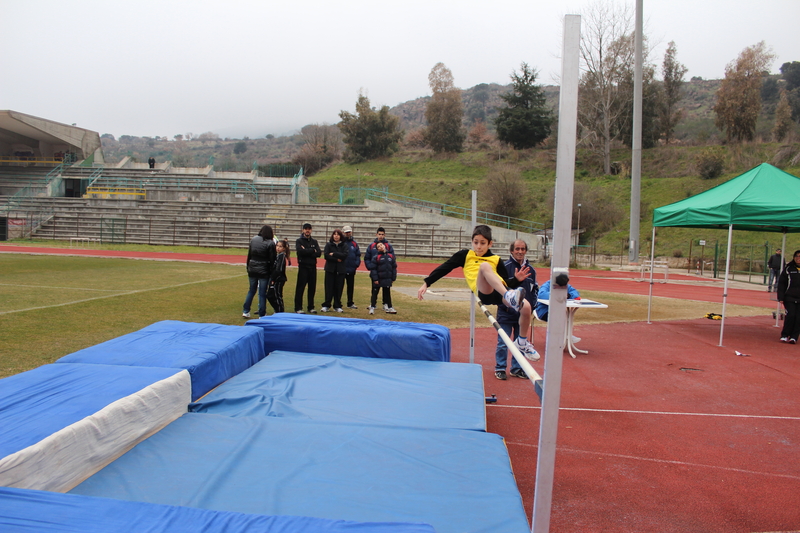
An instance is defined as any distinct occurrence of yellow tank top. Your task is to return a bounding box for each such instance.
[463,250,502,294]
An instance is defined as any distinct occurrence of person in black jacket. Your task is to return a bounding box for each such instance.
[294,223,322,313]
[777,249,800,343]
[366,240,397,314]
[267,238,291,314]
[242,225,276,318]
[342,225,361,309]
[363,227,395,312]
[768,248,783,292]
[321,229,348,312]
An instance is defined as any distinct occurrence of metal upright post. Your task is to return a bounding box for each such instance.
[469,190,477,364]
[532,14,581,533]
[628,0,643,264]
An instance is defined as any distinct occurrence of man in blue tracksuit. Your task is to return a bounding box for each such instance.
[494,239,539,380]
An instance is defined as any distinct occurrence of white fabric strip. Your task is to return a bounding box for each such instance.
[0,369,191,492]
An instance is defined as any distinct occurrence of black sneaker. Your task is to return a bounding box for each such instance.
[791,338,797,344]
[309,309,317,314]
[510,368,529,379]
[495,370,507,380]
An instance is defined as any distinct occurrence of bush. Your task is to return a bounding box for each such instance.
[672,250,683,258]
[696,148,725,179]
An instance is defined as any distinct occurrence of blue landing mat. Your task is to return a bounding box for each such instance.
[190,351,486,430]
[0,487,434,532]
[0,364,183,459]
[246,314,450,361]
[71,413,529,533]
[56,321,265,400]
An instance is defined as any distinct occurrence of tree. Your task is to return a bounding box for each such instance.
[479,164,526,218]
[338,93,403,163]
[494,62,553,149]
[233,141,247,154]
[577,0,637,174]
[772,89,794,142]
[659,41,687,145]
[780,61,800,122]
[292,123,344,174]
[714,41,775,142]
[423,63,465,153]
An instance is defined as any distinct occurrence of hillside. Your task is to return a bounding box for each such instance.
[309,142,800,259]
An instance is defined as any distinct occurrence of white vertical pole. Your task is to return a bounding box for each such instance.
[628,0,643,264]
[470,190,477,364]
[775,232,787,327]
[647,226,656,323]
[532,14,581,533]
[718,224,733,346]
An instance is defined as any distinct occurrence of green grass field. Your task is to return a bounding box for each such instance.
[0,253,768,379]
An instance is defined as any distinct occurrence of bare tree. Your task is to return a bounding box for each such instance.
[424,63,466,153]
[293,123,344,174]
[714,41,775,142]
[772,89,795,142]
[577,0,636,174]
[479,164,526,218]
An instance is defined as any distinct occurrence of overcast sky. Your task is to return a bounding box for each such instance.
[2,0,797,139]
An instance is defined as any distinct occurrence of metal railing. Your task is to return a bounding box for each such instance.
[85,176,263,201]
[340,187,545,233]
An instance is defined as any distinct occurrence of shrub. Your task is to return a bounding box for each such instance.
[696,148,725,179]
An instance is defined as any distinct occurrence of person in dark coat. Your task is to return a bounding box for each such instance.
[294,223,322,313]
[363,227,395,312]
[267,238,291,314]
[366,240,397,314]
[321,229,348,312]
[342,225,361,309]
[777,249,800,343]
[243,225,276,318]
[768,248,783,292]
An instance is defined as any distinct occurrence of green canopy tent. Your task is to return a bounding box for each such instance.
[649,163,800,345]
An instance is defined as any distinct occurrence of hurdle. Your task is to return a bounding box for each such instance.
[473,294,543,400]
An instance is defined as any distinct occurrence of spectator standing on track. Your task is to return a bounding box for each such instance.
[321,229,348,312]
[342,225,361,309]
[242,225,276,318]
[777,249,800,344]
[366,240,397,315]
[364,227,397,313]
[294,223,322,314]
[494,239,539,380]
[768,248,783,292]
[267,238,290,314]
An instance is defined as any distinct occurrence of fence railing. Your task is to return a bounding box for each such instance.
[339,187,544,234]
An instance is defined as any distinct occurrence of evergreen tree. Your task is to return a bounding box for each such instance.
[494,63,553,149]
[338,94,403,163]
[659,41,687,145]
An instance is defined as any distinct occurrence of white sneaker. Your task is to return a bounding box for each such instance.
[514,338,540,361]
[368,306,375,315]
[503,287,526,313]
[383,303,389,311]
[571,335,581,344]
[321,307,330,312]
[242,312,250,318]
[335,308,343,313]
[385,307,397,314]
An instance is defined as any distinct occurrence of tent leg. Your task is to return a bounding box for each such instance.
[719,225,733,347]
[647,227,655,324]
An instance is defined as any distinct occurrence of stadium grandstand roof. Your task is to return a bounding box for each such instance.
[0,110,103,164]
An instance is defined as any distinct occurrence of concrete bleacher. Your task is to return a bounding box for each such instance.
[1,195,523,258]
